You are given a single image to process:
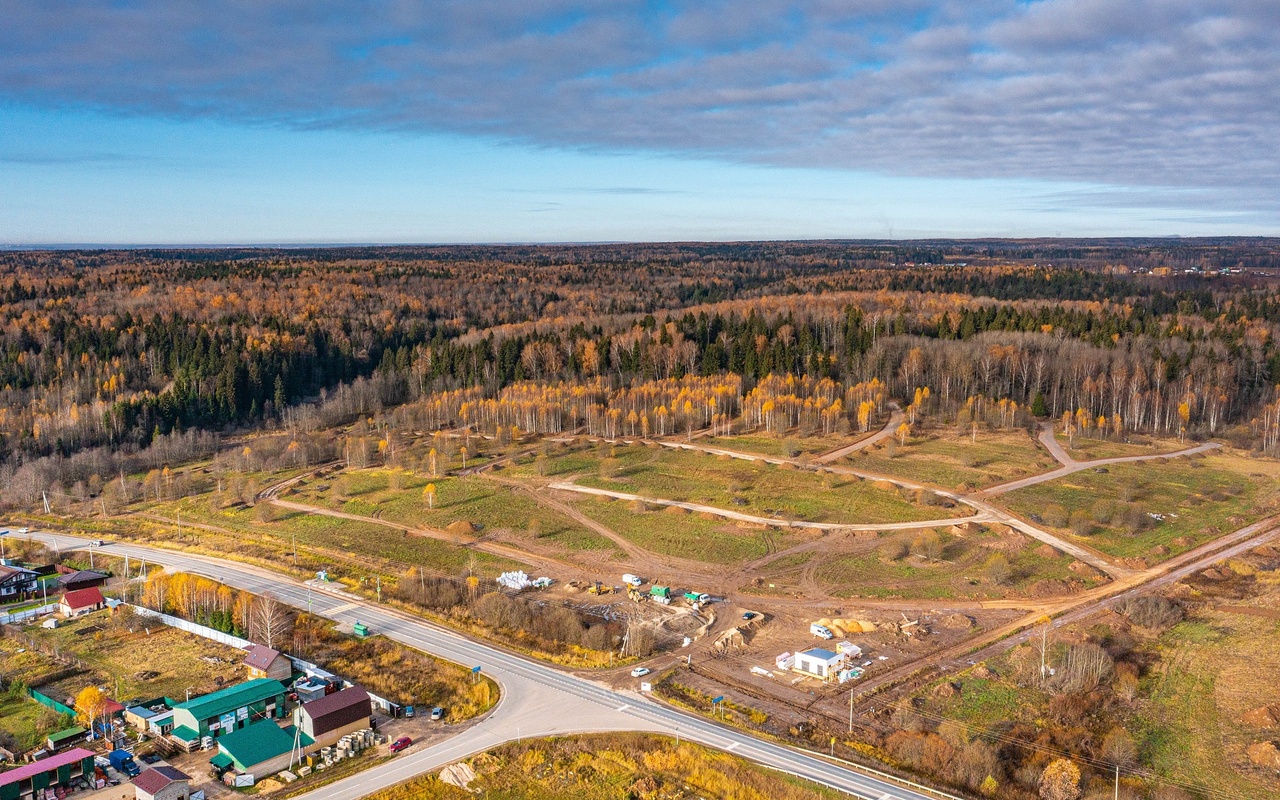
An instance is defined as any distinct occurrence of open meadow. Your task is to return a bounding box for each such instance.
[998,452,1280,562]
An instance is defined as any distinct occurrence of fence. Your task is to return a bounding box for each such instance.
[28,688,75,717]
[0,603,57,625]
[126,604,399,714]
[129,605,252,650]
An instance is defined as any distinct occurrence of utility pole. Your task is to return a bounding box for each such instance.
[42,491,51,514]
[848,689,854,734]
[1114,765,1119,800]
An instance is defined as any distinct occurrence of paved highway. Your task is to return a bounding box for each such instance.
[23,531,954,800]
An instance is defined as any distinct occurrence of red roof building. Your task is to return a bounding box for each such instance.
[59,586,106,617]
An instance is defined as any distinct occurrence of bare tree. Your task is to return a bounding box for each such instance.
[249,594,293,649]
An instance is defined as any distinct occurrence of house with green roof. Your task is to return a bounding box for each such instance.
[210,719,312,778]
[168,678,286,751]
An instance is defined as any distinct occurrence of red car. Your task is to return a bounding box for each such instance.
[390,737,412,753]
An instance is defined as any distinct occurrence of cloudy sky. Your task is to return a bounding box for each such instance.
[1,0,1276,243]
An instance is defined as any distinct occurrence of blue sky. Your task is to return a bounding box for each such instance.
[2,1,1277,244]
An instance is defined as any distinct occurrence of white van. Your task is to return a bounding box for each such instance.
[810,623,834,640]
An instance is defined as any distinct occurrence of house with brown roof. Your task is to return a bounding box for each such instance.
[58,586,106,617]
[0,563,39,600]
[132,765,192,800]
[293,686,371,749]
[244,644,293,681]
[57,569,108,591]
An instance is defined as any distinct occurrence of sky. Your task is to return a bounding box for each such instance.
[1,0,1277,244]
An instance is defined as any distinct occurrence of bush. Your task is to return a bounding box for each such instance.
[1090,499,1115,524]
[1043,504,1069,528]
[1117,595,1183,631]
[1068,510,1095,536]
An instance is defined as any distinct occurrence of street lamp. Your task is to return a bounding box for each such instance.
[186,686,196,702]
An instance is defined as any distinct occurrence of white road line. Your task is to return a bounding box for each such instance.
[617,704,630,712]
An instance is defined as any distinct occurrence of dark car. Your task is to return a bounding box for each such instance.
[390,736,412,753]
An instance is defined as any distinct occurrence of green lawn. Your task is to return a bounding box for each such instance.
[568,495,808,566]
[807,529,1085,600]
[0,694,69,752]
[573,446,958,525]
[847,427,1057,490]
[998,453,1280,561]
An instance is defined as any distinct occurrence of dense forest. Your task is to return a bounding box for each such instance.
[3,239,1280,507]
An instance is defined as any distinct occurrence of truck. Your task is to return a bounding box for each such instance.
[108,749,140,778]
[621,574,643,587]
[810,623,834,640]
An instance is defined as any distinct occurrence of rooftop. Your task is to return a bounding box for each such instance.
[217,721,311,769]
[60,586,105,609]
[0,748,93,788]
[58,569,107,585]
[244,644,284,671]
[132,765,191,794]
[174,678,284,721]
[300,686,370,735]
[799,647,839,661]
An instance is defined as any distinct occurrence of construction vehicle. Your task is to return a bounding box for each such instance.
[588,581,612,596]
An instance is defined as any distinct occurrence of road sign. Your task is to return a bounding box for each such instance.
[712,695,724,704]
[472,665,482,673]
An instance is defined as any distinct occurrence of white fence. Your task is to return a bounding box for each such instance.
[126,604,398,714]
[0,603,57,625]
[129,605,252,650]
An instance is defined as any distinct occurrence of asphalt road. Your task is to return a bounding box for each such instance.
[22,530,954,800]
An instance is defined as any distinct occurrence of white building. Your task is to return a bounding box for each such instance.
[792,647,845,680]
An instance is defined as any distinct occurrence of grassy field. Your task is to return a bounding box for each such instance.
[0,693,69,752]
[912,557,1280,799]
[0,613,244,703]
[998,453,1280,561]
[846,427,1057,490]
[704,431,866,458]
[290,615,497,722]
[285,468,620,556]
[364,733,844,800]
[567,494,809,565]
[1136,606,1280,798]
[1056,433,1192,462]
[570,445,959,525]
[147,494,532,577]
[807,529,1087,600]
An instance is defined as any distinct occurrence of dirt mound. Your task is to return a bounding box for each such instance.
[972,664,996,680]
[1242,706,1280,730]
[440,762,477,788]
[1150,544,1171,556]
[931,681,961,699]
[663,505,689,515]
[940,613,974,630]
[446,520,477,535]
[1247,741,1280,769]
[698,511,719,521]
[134,670,160,681]
[1200,567,1231,581]
[1030,579,1075,597]
[1172,535,1196,548]
[628,499,650,512]
[1035,544,1060,559]
[1068,560,1101,578]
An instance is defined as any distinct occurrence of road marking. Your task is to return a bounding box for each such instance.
[616,704,630,712]
[726,742,739,751]
[327,601,359,614]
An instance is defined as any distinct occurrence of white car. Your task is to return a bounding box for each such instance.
[630,667,651,678]
[16,527,29,534]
